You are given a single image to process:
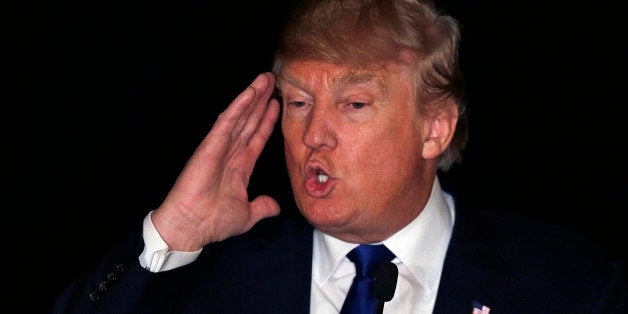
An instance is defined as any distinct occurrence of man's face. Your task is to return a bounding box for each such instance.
[278,60,438,243]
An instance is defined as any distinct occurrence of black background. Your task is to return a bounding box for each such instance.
[3,0,627,313]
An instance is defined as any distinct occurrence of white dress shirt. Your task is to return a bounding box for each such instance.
[139,177,455,313]
[310,178,455,314]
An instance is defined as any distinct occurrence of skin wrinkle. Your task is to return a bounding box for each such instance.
[278,69,387,96]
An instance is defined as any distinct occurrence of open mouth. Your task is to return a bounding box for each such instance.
[304,164,335,197]
[307,165,330,183]
[316,169,329,183]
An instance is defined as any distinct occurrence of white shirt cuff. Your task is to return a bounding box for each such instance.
[139,210,202,272]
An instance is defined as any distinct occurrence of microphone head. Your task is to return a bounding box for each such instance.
[371,262,398,302]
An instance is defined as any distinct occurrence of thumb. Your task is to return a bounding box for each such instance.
[245,195,281,230]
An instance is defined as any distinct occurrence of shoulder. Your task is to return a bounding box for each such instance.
[450,207,626,309]
[455,207,618,274]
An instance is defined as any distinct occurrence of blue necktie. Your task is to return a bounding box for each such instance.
[340,244,396,314]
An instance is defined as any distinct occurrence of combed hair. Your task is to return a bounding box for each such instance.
[273,0,468,171]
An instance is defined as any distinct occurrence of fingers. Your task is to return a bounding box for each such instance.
[248,98,280,157]
[213,72,275,138]
[239,75,277,141]
[197,73,276,163]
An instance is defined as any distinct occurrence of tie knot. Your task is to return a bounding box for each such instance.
[347,244,395,277]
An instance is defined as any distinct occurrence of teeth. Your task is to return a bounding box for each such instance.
[317,173,329,183]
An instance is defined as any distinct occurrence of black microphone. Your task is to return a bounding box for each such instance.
[371,262,398,314]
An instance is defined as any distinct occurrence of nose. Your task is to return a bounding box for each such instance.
[303,105,337,150]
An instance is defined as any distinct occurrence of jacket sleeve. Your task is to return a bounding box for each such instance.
[50,225,195,314]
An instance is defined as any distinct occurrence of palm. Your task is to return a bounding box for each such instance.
[153,73,281,250]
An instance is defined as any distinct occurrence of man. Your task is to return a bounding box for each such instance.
[52,0,626,313]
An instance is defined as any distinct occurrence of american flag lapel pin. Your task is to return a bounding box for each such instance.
[472,301,490,314]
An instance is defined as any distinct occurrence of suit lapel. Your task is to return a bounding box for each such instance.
[433,203,493,314]
[432,201,519,314]
[432,231,491,313]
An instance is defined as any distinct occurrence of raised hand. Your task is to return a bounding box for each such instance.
[151,72,281,251]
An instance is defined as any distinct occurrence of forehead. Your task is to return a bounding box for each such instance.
[276,60,411,92]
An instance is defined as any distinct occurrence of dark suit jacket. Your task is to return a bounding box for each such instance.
[51,201,626,313]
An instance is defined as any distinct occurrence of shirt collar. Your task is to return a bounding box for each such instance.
[312,176,455,292]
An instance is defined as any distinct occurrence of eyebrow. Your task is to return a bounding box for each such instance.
[276,72,303,90]
[277,70,386,92]
[334,71,383,89]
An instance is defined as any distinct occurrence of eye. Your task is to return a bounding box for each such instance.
[349,102,368,109]
[290,101,308,108]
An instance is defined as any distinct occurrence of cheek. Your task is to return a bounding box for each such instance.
[282,122,303,170]
[346,123,422,183]
[343,131,392,181]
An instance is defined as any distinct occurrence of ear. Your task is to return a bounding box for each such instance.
[421,98,458,160]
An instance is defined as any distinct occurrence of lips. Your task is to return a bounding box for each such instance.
[304,163,335,197]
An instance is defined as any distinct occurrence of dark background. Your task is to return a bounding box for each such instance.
[4,0,627,313]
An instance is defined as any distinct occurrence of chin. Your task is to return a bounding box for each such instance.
[298,202,350,229]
